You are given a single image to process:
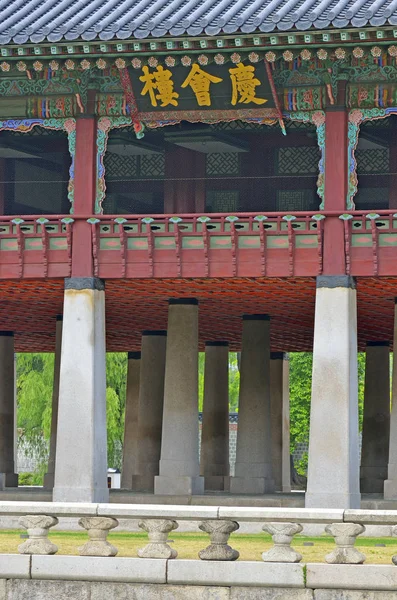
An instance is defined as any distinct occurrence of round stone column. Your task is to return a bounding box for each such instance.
[306,275,360,509]
[53,278,108,503]
[230,315,274,495]
[121,351,141,490]
[132,331,167,492]
[200,341,230,491]
[361,342,390,493]
[385,300,397,499]
[155,298,204,495]
[44,315,63,489]
[0,332,18,489]
[270,352,291,493]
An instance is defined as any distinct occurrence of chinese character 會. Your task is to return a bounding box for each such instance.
[229,62,267,106]
[139,65,179,107]
[181,64,223,107]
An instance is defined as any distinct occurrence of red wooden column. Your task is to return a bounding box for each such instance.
[71,116,97,276]
[322,108,348,274]
[164,146,205,213]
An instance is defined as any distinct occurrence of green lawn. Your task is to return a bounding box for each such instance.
[2,530,397,563]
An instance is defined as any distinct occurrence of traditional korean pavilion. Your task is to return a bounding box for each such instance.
[1,0,397,508]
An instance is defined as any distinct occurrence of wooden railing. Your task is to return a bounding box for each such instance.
[0,210,395,279]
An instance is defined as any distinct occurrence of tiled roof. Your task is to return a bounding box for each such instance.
[0,0,395,45]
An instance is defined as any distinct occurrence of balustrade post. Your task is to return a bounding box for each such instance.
[138,519,178,558]
[262,522,303,563]
[198,520,239,561]
[18,515,58,555]
[325,523,366,564]
[78,517,118,556]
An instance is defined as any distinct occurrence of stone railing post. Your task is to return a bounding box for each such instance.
[138,519,178,558]
[325,523,366,564]
[18,515,58,555]
[78,517,119,556]
[262,522,303,562]
[198,520,239,560]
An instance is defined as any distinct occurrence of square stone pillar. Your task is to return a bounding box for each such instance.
[306,276,360,509]
[361,342,390,493]
[384,300,397,499]
[53,278,108,503]
[200,341,230,491]
[270,352,291,493]
[155,299,204,495]
[121,351,141,489]
[44,316,63,489]
[0,332,18,489]
[230,315,274,495]
[132,331,167,492]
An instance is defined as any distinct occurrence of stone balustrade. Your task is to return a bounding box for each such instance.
[1,503,397,597]
[0,502,396,565]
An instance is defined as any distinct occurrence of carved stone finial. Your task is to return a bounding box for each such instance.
[198,520,239,561]
[138,519,179,558]
[78,517,119,557]
[325,523,366,564]
[262,522,303,563]
[18,515,59,555]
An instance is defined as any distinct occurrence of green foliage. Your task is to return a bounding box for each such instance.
[289,352,366,475]
[16,351,128,480]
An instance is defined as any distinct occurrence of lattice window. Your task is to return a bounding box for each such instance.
[276,190,316,211]
[206,153,239,176]
[277,146,320,175]
[140,153,165,178]
[356,149,389,174]
[212,120,315,132]
[104,153,139,179]
[354,187,389,208]
[206,190,239,212]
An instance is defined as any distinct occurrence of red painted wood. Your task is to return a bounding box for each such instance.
[71,117,97,277]
[323,110,348,275]
[164,146,206,213]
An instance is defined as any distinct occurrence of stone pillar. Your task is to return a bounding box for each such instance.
[230,315,274,494]
[306,276,360,508]
[121,351,141,489]
[44,316,63,489]
[384,300,397,499]
[200,341,230,491]
[0,332,18,489]
[53,278,108,503]
[270,352,291,493]
[361,342,390,493]
[154,298,204,495]
[131,331,167,492]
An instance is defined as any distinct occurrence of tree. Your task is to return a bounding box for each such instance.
[198,352,240,412]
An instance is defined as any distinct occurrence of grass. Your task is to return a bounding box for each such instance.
[2,530,397,563]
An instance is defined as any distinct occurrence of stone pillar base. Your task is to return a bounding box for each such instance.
[361,466,387,494]
[130,474,155,493]
[43,473,54,489]
[229,476,274,495]
[204,475,230,492]
[305,492,361,509]
[154,475,204,495]
[0,473,18,489]
[384,478,397,499]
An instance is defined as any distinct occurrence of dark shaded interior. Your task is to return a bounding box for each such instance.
[354,116,397,210]
[0,127,71,215]
[103,120,321,215]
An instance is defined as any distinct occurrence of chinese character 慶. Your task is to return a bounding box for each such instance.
[139,65,179,107]
[229,63,267,106]
[181,64,223,107]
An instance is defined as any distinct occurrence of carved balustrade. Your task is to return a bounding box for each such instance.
[1,502,397,565]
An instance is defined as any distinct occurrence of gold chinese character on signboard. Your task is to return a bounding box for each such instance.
[181,64,223,107]
[139,65,179,107]
[229,62,267,106]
